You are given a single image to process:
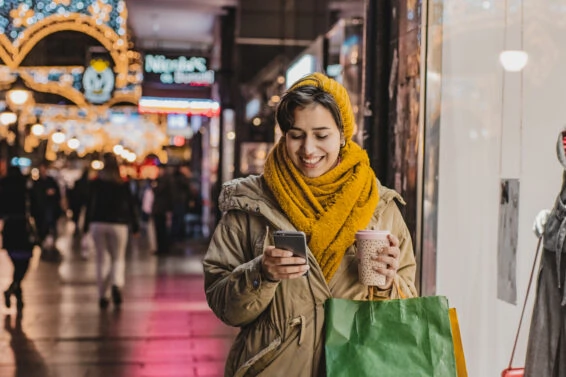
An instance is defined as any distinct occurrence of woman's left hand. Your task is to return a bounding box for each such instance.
[374,234,401,290]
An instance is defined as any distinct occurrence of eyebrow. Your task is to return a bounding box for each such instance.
[289,126,332,131]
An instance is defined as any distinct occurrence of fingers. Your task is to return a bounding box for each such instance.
[387,234,400,248]
[265,246,294,258]
[262,246,309,280]
[373,236,401,280]
[264,263,310,281]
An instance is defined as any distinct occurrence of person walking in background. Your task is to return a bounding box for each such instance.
[171,165,190,242]
[84,153,139,310]
[151,165,173,255]
[203,73,417,376]
[69,167,90,237]
[0,166,38,312]
[140,178,157,252]
[186,179,203,238]
[31,161,63,260]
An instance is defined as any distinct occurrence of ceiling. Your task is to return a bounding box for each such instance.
[125,0,237,51]
[125,0,363,51]
[125,0,364,87]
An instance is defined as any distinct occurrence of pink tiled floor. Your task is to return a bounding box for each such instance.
[0,223,237,377]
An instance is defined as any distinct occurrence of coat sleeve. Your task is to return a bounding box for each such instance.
[203,211,279,327]
[371,201,419,300]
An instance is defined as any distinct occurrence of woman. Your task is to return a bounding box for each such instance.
[1,166,37,311]
[203,73,418,376]
[84,153,139,309]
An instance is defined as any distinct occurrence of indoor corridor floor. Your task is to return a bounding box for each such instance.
[0,221,237,377]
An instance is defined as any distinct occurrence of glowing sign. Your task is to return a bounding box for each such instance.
[144,54,214,86]
[139,97,220,117]
[83,58,115,104]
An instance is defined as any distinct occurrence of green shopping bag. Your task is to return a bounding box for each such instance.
[325,296,458,377]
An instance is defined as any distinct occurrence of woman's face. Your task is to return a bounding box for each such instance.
[285,104,343,178]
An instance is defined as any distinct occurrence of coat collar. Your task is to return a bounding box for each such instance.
[218,174,406,233]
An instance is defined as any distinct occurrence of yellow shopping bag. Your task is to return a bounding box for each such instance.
[449,308,468,377]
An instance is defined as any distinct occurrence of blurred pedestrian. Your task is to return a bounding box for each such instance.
[84,153,139,309]
[31,161,63,260]
[69,167,90,237]
[171,165,190,242]
[1,166,38,312]
[151,165,173,255]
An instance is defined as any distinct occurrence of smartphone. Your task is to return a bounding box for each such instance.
[273,230,308,268]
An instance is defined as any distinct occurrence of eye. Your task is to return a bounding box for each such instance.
[288,132,304,140]
[315,134,328,140]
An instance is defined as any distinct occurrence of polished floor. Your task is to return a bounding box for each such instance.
[0,222,237,377]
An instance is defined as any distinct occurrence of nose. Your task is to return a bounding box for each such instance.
[302,135,316,155]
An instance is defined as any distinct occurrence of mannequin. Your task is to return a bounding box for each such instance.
[525,129,566,377]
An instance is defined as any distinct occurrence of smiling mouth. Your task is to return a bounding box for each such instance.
[300,156,324,167]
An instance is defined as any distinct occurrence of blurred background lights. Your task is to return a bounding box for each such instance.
[31,123,45,136]
[7,89,30,106]
[91,160,104,170]
[113,144,124,154]
[67,137,80,150]
[51,130,66,144]
[125,151,136,162]
[0,111,17,125]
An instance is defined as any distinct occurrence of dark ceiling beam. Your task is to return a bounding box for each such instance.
[236,37,312,46]
[135,38,213,50]
[127,0,233,14]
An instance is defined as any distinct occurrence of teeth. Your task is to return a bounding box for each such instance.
[301,157,321,164]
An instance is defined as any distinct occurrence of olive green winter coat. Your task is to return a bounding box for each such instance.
[203,175,418,377]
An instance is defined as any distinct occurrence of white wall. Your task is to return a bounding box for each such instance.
[431,0,565,375]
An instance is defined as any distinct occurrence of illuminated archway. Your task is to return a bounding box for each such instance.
[0,14,130,87]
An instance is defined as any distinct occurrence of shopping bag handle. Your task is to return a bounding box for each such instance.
[507,236,543,369]
[368,278,407,301]
[395,278,408,299]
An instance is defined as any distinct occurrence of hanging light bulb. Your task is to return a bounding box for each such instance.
[499,50,528,72]
[7,76,32,106]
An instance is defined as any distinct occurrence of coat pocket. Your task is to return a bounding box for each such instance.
[232,315,307,377]
[233,337,282,377]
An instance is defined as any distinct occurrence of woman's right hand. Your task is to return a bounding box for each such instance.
[261,246,310,281]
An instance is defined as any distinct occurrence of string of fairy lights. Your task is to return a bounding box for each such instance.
[0,0,126,43]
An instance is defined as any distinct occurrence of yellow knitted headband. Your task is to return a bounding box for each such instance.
[289,72,355,141]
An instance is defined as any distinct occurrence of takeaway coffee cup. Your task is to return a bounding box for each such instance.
[355,230,391,286]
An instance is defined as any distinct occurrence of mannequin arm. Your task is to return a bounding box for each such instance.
[533,209,551,238]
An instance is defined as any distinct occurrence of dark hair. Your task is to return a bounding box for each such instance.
[7,165,22,177]
[99,152,122,183]
[275,83,343,134]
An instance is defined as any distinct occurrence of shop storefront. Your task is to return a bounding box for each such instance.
[421,0,565,374]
